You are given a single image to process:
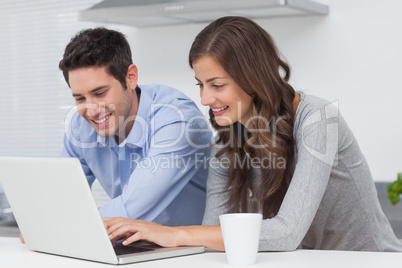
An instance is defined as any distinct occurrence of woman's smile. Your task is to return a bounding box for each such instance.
[211,106,229,116]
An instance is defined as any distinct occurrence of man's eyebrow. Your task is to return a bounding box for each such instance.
[72,86,108,97]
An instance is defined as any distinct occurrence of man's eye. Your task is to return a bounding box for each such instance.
[75,98,84,102]
[96,91,106,96]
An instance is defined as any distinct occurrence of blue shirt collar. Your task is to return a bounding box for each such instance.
[125,86,149,148]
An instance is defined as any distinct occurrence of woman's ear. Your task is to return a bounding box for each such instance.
[126,64,138,90]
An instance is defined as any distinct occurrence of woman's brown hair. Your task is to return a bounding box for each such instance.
[189,16,296,219]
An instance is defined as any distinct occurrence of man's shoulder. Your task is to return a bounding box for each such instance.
[140,84,203,120]
[140,84,192,103]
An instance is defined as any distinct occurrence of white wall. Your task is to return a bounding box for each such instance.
[114,0,402,182]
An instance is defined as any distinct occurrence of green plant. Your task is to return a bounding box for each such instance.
[387,173,402,205]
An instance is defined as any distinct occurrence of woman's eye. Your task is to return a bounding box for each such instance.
[213,84,223,89]
[196,83,203,89]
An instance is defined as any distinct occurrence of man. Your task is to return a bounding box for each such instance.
[59,27,212,226]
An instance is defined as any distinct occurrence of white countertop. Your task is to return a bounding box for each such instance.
[1,237,402,268]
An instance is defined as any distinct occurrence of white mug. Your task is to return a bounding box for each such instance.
[219,213,262,266]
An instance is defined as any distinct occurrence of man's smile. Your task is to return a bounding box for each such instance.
[91,113,112,125]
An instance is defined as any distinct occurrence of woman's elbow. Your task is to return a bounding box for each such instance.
[258,239,300,252]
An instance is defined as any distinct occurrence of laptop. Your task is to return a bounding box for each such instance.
[0,156,205,264]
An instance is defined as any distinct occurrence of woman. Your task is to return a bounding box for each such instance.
[104,16,402,251]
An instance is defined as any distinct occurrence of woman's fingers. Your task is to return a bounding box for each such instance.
[106,220,127,235]
[108,223,137,241]
[20,232,25,244]
[102,217,177,247]
[104,217,133,234]
[122,232,143,245]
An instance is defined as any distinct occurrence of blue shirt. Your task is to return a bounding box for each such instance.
[61,84,212,226]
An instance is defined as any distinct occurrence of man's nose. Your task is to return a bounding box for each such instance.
[84,102,101,118]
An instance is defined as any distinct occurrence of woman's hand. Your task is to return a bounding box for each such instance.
[103,217,224,251]
[103,217,178,248]
[20,232,25,244]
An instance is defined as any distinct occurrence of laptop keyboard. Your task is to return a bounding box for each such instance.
[114,242,160,256]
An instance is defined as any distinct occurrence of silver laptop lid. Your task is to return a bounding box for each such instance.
[0,156,205,264]
[0,156,119,264]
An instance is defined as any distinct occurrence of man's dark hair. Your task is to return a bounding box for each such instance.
[59,27,133,89]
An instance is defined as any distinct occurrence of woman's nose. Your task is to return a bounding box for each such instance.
[200,88,215,106]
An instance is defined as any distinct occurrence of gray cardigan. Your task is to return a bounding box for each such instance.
[202,92,402,251]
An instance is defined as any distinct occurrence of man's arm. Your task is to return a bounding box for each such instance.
[98,120,211,224]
